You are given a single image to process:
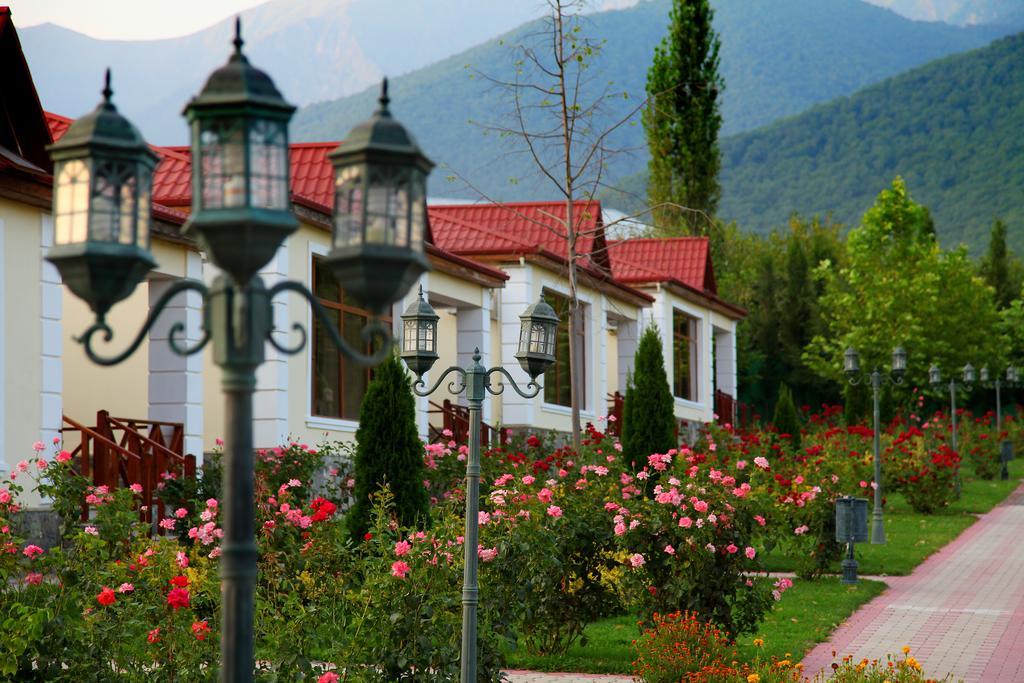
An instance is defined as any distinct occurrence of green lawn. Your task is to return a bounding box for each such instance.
[763,466,1021,576]
[503,579,886,674]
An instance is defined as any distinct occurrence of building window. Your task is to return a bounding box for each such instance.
[311,256,389,420]
[543,290,585,409]
[673,309,699,401]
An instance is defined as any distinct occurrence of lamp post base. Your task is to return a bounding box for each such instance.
[870,509,886,545]
[841,541,858,585]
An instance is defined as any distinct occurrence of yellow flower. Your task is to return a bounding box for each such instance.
[747,675,760,683]
[902,646,911,655]
[753,638,764,648]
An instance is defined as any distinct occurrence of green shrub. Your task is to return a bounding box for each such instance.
[347,354,430,540]
[621,326,676,471]
[772,383,801,451]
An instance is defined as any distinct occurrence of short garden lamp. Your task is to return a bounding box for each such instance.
[327,79,433,314]
[844,345,906,544]
[46,70,159,318]
[844,347,860,377]
[892,346,907,378]
[183,20,297,286]
[400,285,440,378]
[399,292,558,682]
[515,297,560,379]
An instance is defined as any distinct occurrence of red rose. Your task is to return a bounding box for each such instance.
[169,575,189,588]
[363,533,373,541]
[191,620,211,640]
[96,586,116,607]
[167,587,190,611]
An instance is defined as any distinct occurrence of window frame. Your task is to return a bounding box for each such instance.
[542,288,586,410]
[309,255,392,421]
[672,308,700,402]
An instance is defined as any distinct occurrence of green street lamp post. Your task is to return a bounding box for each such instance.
[979,365,1019,480]
[843,346,906,544]
[47,22,431,683]
[400,288,558,682]
[929,362,975,496]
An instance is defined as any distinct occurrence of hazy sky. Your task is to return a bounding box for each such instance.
[7,0,268,40]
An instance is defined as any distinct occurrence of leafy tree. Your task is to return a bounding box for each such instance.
[644,0,724,234]
[771,383,801,451]
[621,326,676,470]
[347,354,430,540]
[807,178,1005,397]
[979,218,1024,310]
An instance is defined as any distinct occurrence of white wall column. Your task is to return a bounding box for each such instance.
[499,266,534,427]
[253,247,289,448]
[456,292,493,424]
[39,214,62,451]
[148,251,204,458]
[594,297,608,419]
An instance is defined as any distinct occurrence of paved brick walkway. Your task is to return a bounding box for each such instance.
[503,671,632,682]
[801,484,1024,682]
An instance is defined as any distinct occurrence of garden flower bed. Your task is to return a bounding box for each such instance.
[0,404,1015,680]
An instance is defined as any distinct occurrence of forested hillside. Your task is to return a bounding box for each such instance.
[713,32,1024,253]
[292,0,1015,200]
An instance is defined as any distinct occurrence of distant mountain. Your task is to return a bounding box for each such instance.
[20,0,548,144]
[291,0,1019,200]
[863,0,1024,26]
[713,32,1024,253]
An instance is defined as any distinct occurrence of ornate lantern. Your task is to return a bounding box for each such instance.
[963,363,976,385]
[326,79,433,314]
[891,346,907,378]
[929,364,942,386]
[47,70,159,318]
[980,366,991,383]
[183,20,297,285]
[515,297,559,380]
[1009,366,1019,384]
[400,286,440,378]
[844,347,860,376]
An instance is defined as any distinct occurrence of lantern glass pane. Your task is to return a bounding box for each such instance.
[136,168,151,248]
[363,165,411,246]
[333,165,364,248]
[545,322,557,354]
[418,319,435,352]
[199,119,246,209]
[54,160,91,245]
[248,119,289,210]
[410,170,425,252]
[90,160,135,243]
[403,319,417,353]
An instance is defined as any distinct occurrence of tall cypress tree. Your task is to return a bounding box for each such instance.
[621,326,677,470]
[347,354,430,540]
[980,218,1023,310]
[644,0,724,235]
[772,383,802,452]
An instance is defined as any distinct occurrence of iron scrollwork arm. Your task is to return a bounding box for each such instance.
[412,366,467,398]
[486,366,541,399]
[76,279,211,366]
[266,281,393,365]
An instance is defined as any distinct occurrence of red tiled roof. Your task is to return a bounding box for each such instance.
[428,201,606,269]
[45,111,71,143]
[608,237,716,293]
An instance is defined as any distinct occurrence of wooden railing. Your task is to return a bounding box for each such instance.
[427,399,498,447]
[61,410,195,528]
[606,391,624,436]
[715,390,737,426]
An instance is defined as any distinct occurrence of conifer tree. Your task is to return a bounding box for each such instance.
[980,218,1023,310]
[621,326,677,470]
[772,383,801,452]
[347,354,430,540]
[644,0,724,234]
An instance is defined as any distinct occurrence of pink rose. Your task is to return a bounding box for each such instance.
[546,505,563,518]
[628,553,645,568]
[394,540,412,557]
[745,546,756,559]
[537,488,553,503]
[391,560,411,579]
